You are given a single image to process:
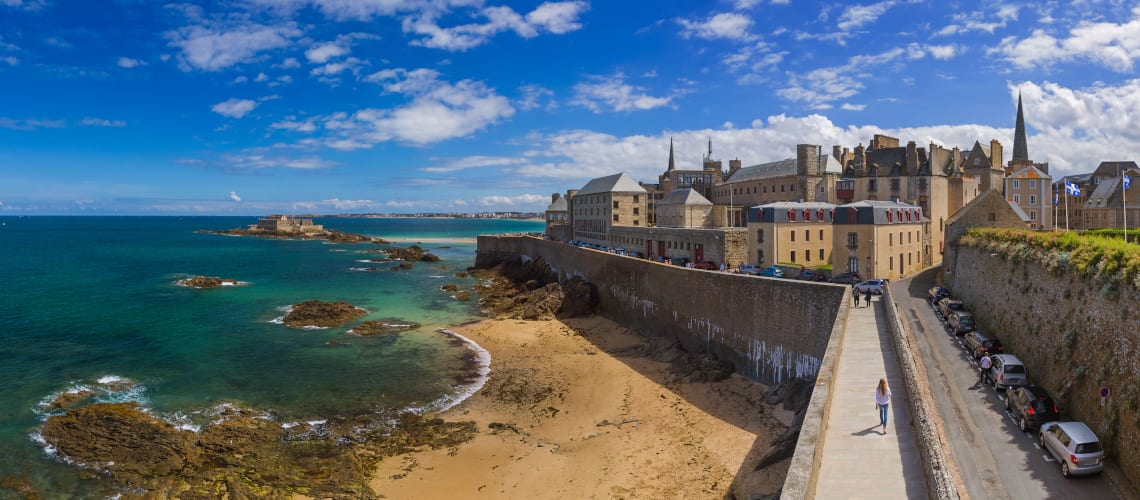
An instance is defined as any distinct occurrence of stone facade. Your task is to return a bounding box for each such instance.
[747,202,836,269]
[568,173,648,246]
[1005,166,1053,230]
[947,244,1140,491]
[942,190,1029,272]
[831,200,924,280]
[609,226,748,268]
[544,193,569,240]
[656,188,714,228]
[254,215,324,233]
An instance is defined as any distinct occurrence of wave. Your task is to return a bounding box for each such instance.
[33,375,148,421]
[408,329,491,415]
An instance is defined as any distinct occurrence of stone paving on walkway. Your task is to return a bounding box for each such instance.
[813,294,928,499]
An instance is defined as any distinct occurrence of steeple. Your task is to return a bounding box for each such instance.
[667,137,675,171]
[1013,91,1028,163]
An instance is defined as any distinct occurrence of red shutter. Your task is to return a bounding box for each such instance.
[804,208,811,221]
[788,209,796,222]
[886,210,893,223]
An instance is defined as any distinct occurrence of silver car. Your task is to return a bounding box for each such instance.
[987,354,1027,390]
[1040,421,1105,477]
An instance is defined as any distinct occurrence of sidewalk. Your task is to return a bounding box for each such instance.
[813,295,927,499]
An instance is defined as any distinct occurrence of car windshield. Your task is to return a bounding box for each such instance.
[949,303,964,310]
[1002,364,1025,374]
[959,317,974,327]
[1032,400,1055,413]
[1075,441,1102,454]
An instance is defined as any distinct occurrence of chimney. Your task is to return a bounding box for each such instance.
[551,193,561,203]
[729,158,742,176]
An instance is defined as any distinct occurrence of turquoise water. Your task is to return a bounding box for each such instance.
[0,216,542,498]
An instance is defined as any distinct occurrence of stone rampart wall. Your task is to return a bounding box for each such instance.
[477,236,846,386]
[948,245,1140,490]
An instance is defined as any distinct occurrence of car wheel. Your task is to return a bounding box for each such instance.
[1061,461,1071,477]
[1020,416,1028,432]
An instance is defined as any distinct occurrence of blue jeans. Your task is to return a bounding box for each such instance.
[878,403,889,427]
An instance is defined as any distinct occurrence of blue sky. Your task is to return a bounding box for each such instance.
[2,0,1139,215]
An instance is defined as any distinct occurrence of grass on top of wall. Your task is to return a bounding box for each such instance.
[959,228,1140,291]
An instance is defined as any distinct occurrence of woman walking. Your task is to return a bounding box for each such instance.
[875,378,891,433]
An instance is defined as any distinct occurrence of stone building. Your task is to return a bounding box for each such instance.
[253,215,324,233]
[746,201,837,270]
[710,144,843,228]
[1080,162,1140,230]
[1054,162,1139,231]
[942,189,1030,274]
[656,188,714,228]
[609,225,748,267]
[1005,165,1053,230]
[831,200,925,281]
[569,172,648,246]
[544,193,570,241]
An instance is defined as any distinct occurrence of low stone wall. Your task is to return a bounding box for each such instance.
[883,285,961,499]
[476,236,846,386]
[947,245,1140,491]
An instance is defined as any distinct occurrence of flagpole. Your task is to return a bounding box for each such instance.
[1125,173,1129,243]
[1065,181,1070,232]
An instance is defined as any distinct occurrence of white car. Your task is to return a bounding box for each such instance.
[853,279,886,295]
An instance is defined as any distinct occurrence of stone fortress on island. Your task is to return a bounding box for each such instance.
[252,214,325,234]
[544,93,1139,281]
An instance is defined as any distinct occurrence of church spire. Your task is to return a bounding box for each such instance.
[667,137,675,171]
[1013,91,1028,163]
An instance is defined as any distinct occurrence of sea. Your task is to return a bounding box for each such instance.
[0,216,543,498]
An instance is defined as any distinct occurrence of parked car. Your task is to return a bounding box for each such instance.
[758,266,785,278]
[1006,385,1060,432]
[669,257,691,266]
[692,260,717,270]
[963,331,1004,358]
[829,272,862,285]
[936,298,967,318]
[988,353,1027,390]
[928,286,951,305]
[1040,421,1105,477]
[797,270,828,281]
[947,311,976,335]
[738,264,762,275]
[854,279,886,294]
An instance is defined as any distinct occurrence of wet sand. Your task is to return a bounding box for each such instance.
[370,316,793,499]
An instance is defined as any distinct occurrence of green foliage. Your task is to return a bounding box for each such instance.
[959,228,1140,291]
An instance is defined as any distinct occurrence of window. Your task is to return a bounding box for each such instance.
[819,248,825,260]
[889,233,893,246]
[988,212,996,222]
[1030,211,1037,220]
[781,185,785,192]
[1013,180,1020,189]
[1030,180,1037,189]
[847,232,858,248]
[791,184,795,191]
[757,229,765,243]
[788,209,796,222]
[890,178,900,191]
[806,250,811,262]
[819,229,824,240]
[633,207,640,215]
[848,257,858,273]
[633,195,639,202]
[1029,195,1037,204]
[805,229,810,241]
[908,232,912,244]
[791,250,797,263]
[613,214,619,222]
[890,256,894,270]
[613,201,619,209]
[634,220,640,226]
[1013,194,1021,203]
[791,230,796,242]
[869,179,878,191]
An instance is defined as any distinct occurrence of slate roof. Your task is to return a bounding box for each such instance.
[748,201,837,223]
[545,196,567,212]
[1008,165,1050,179]
[724,155,841,183]
[1084,177,1121,209]
[833,200,924,225]
[658,188,712,207]
[577,172,648,195]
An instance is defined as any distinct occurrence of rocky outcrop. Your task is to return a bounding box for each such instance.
[453,290,471,301]
[197,228,386,244]
[472,261,597,320]
[283,300,366,328]
[38,402,477,499]
[350,320,421,336]
[46,390,96,410]
[440,284,461,292]
[176,276,245,288]
[383,245,440,262]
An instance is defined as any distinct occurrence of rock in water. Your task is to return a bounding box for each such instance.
[351,320,422,336]
[283,300,366,328]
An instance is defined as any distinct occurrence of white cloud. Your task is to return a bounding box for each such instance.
[677,12,756,41]
[1,56,18,66]
[517,84,555,111]
[229,191,242,202]
[841,103,866,111]
[117,57,146,68]
[778,48,906,108]
[723,121,735,129]
[403,1,588,51]
[571,73,673,113]
[421,155,528,173]
[166,21,302,71]
[837,1,897,32]
[478,193,546,206]
[284,68,514,147]
[734,0,763,8]
[278,57,301,69]
[80,117,127,127]
[991,7,1140,72]
[271,116,319,132]
[0,117,65,130]
[221,153,337,170]
[305,41,349,63]
[320,198,376,210]
[211,98,259,118]
[925,44,958,59]
[310,57,364,78]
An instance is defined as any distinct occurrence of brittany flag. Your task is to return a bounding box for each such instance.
[1065,180,1081,197]
[1053,185,1059,206]
[1125,175,1132,190]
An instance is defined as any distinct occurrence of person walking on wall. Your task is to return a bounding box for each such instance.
[853,285,860,307]
[864,288,872,307]
[979,352,992,384]
[875,378,891,433]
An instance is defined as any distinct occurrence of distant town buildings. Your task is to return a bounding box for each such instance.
[544,93,1136,280]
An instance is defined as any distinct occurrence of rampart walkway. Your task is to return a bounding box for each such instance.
[813,295,927,498]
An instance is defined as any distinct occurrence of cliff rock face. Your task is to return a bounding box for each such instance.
[471,258,598,320]
[283,301,366,328]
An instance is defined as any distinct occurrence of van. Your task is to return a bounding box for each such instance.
[988,354,1027,390]
[947,311,976,336]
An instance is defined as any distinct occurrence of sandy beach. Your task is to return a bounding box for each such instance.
[371,316,793,499]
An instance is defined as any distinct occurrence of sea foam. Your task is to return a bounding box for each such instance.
[410,329,492,415]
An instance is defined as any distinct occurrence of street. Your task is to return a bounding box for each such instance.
[890,268,1125,499]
